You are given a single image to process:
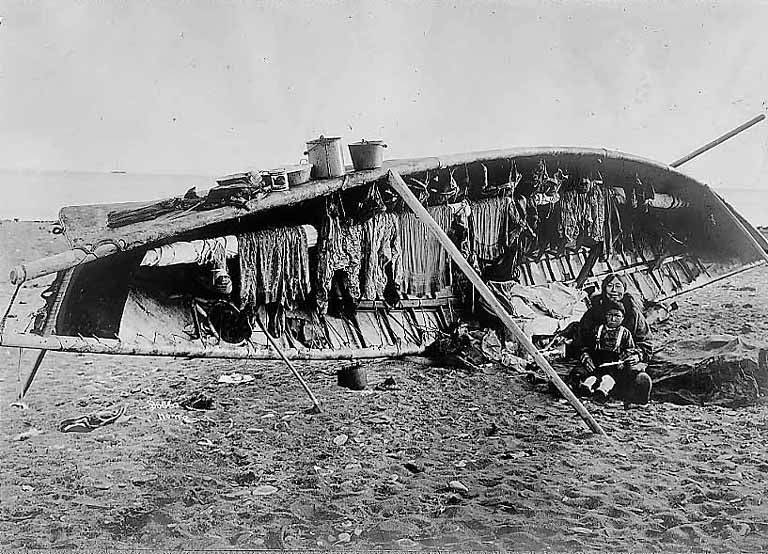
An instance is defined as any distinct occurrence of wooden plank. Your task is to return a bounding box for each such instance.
[424,311,444,341]
[616,250,645,300]
[529,262,549,285]
[568,252,584,278]
[556,257,573,281]
[411,309,439,343]
[386,310,421,346]
[355,311,385,348]
[667,260,690,289]
[355,296,457,310]
[388,169,606,436]
[373,310,396,346]
[405,308,426,344]
[322,316,349,349]
[681,256,703,281]
[655,260,765,302]
[653,266,676,294]
[519,264,531,286]
[633,270,659,300]
[544,256,561,281]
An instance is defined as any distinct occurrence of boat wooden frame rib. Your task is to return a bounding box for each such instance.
[2,145,767,365]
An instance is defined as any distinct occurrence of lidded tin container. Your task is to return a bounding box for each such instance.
[305,135,345,179]
[348,139,388,171]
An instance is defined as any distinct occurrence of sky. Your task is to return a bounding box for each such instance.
[0,0,767,220]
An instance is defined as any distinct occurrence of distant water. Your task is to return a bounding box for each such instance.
[1,169,767,228]
[0,169,214,221]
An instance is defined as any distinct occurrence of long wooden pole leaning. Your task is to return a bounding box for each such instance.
[670,114,765,168]
[253,317,322,413]
[388,170,606,436]
[18,349,47,400]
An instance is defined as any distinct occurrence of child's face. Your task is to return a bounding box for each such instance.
[605,308,624,329]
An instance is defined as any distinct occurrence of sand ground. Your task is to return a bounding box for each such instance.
[1,220,768,551]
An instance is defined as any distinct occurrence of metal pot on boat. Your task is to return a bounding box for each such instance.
[305,135,345,179]
[348,139,387,171]
[285,160,312,186]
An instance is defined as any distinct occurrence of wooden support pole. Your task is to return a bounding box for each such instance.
[18,349,47,400]
[0,331,425,360]
[254,317,322,413]
[575,245,603,289]
[655,259,764,302]
[10,243,118,286]
[670,114,766,168]
[388,170,606,436]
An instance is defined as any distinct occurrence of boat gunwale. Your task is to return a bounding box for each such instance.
[58,146,707,255]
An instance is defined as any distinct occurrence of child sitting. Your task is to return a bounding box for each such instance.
[576,300,652,404]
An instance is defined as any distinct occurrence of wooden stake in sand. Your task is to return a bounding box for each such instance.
[388,169,606,436]
[253,317,322,413]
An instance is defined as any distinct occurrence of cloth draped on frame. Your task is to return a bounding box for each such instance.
[399,204,453,296]
[471,196,523,262]
[238,226,311,311]
[316,201,363,314]
[361,211,402,301]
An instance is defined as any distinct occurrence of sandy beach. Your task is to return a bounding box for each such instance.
[1,219,768,551]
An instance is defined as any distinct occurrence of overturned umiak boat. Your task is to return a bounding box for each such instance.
[2,145,767,409]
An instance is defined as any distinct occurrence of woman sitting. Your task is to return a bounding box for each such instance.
[576,300,652,404]
[570,274,653,404]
